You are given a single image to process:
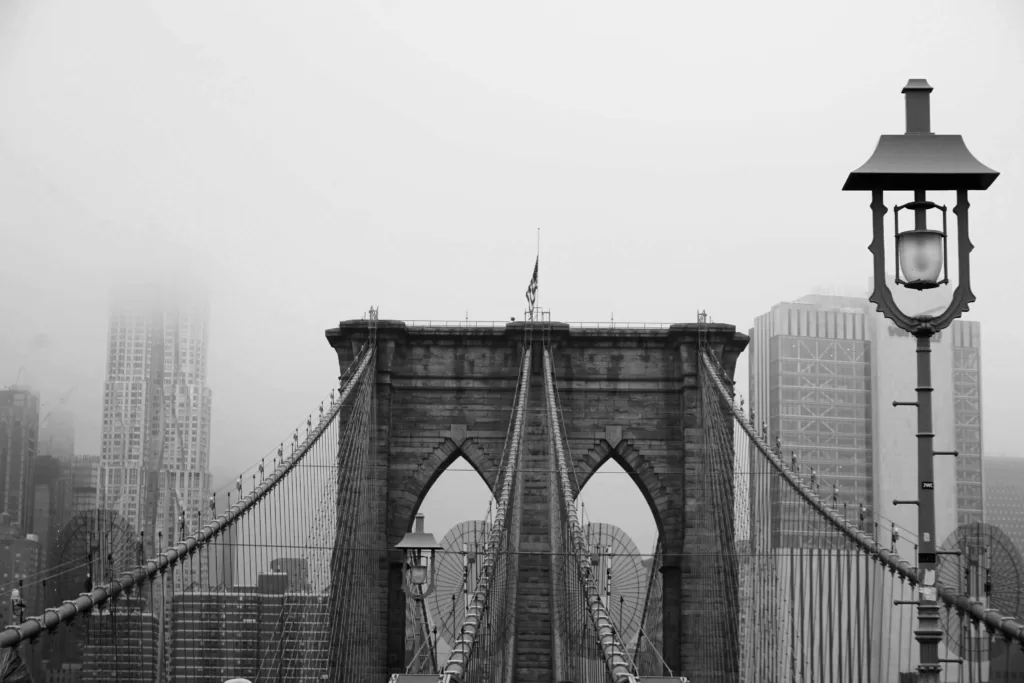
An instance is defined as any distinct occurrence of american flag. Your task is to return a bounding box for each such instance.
[525,257,539,311]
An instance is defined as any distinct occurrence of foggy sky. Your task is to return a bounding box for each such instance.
[2,1,1022,551]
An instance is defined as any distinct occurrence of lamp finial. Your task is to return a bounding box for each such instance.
[902,79,934,135]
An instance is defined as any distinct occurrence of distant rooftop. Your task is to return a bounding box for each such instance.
[793,293,869,310]
[782,275,963,319]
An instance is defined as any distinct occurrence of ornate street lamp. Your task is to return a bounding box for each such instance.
[843,79,999,682]
[396,513,444,600]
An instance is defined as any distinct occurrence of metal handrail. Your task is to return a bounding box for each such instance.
[0,346,375,649]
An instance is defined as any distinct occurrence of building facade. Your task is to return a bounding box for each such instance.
[1,387,41,532]
[749,298,874,546]
[952,323,984,524]
[79,597,159,683]
[269,558,310,592]
[100,293,213,560]
[170,573,329,682]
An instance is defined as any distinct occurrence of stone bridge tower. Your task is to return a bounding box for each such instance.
[328,320,747,678]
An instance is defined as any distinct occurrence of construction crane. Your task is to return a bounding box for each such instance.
[41,386,76,421]
[40,386,77,457]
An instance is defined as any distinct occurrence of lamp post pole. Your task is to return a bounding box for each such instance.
[914,329,942,681]
[846,79,999,682]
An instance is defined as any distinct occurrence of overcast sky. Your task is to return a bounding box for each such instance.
[2,1,1022,552]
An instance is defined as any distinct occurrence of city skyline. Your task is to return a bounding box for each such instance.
[2,279,1017,510]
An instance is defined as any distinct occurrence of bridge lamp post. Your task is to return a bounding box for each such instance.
[843,78,998,682]
[396,513,444,600]
[10,588,25,624]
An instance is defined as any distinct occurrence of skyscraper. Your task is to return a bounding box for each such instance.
[748,281,984,549]
[748,296,873,547]
[1,386,41,532]
[100,291,213,557]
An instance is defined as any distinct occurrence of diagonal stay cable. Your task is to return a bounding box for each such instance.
[0,343,374,649]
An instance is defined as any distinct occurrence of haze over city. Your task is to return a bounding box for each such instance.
[3,0,1024,588]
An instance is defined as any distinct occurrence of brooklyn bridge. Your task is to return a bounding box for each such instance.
[1,80,1017,683]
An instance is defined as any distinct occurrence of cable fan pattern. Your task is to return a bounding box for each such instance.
[937,522,1024,662]
[427,520,493,657]
[581,521,648,648]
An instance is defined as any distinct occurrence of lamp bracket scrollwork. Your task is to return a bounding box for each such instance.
[867,188,975,337]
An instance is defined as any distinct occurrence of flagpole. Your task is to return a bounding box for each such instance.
[536,228,540,315]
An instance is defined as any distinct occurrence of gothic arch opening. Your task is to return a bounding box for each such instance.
[405,454,496,672]
[577,457,659,558]
[576,453,661,667]
[414,454,495,552]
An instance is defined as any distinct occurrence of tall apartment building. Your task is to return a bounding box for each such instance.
[749,282,984,550]
[100,292,213,559]
[1,386,41,532]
